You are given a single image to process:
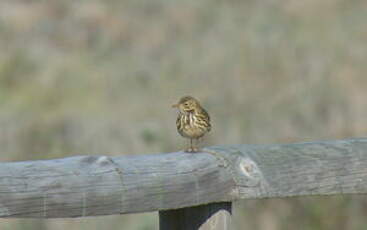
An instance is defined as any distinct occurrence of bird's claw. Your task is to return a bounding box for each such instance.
[184,147,200,153]
[185,148,194,153]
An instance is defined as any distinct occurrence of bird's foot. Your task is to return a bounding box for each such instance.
[184,147,200,153]
[192,147,200,152]
[185,147,194,153]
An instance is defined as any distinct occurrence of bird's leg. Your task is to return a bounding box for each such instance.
[185,139,194,153]
[190,138,194,152]
[192,138,200,152]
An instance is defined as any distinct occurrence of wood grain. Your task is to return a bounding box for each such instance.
[0,138,367,218]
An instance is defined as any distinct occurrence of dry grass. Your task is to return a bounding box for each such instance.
[1,0,367,229]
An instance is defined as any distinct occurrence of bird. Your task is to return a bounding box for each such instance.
[172,96,211,153]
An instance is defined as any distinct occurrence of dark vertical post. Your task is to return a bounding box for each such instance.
[159,202,232,230]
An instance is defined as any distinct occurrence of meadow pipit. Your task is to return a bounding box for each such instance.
[172,96,211,153]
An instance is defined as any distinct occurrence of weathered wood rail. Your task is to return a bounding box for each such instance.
[1,138,367,229]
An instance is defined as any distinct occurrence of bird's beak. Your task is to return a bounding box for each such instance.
[172,104,179,108]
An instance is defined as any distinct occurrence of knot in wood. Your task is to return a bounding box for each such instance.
[233,157,261,187]
[204,147,262,188]
[239,160,254,175]
[96,156,111,166]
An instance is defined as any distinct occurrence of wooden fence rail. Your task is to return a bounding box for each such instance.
[1,138,367,229]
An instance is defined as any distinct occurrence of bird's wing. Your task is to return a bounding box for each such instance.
[201,108,210,122]
[197,108,211,132]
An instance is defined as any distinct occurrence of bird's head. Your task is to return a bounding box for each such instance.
[172,96,201,114]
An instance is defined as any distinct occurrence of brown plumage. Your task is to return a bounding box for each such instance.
[172,96,211,152]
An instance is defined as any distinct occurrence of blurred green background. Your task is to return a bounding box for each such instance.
[1,0,367,229]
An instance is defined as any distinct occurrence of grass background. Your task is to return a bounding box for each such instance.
[1,0,367,229]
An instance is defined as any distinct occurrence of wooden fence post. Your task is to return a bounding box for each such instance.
[159,202,232,230]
